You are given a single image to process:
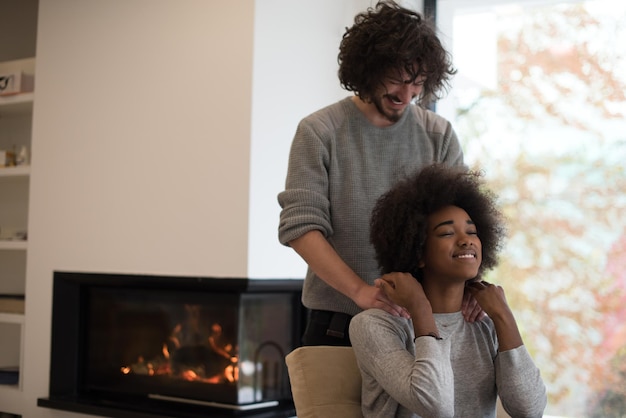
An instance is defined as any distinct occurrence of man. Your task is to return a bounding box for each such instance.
[278,0,480,346]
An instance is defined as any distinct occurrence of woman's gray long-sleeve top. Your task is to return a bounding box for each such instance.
[349,308,547,418]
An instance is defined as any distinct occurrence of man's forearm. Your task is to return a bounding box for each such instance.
[289,230,365,300]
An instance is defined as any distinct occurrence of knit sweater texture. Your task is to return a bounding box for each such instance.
[278,97,464,316]
[349,309,547,417]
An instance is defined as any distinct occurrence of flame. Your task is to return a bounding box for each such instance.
[224,364,238,383]
[120,320,239,384]
[181,369,198,381]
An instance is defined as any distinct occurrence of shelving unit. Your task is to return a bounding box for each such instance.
[0,58,34,401]
[0,2,38,415]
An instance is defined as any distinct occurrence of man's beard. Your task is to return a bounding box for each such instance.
[373,95,404,123]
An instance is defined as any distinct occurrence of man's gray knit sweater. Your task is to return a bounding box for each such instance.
[349,309,547,417]
[278,97,464,316]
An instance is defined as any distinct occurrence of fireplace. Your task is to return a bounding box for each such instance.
[37,271,305,418]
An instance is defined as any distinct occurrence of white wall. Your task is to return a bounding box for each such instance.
[248,0,423,279]
[248,0,376,278]
[13,0,425,416]
[23,1,255,416]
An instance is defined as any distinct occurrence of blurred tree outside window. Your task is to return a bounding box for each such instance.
[436,0,626,416]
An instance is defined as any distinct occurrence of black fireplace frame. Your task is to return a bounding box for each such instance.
[37,271,305,418]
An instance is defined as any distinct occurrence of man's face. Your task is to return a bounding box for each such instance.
[371,71,426,123]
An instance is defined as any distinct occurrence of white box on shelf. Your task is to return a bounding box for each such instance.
[0,72,34,96]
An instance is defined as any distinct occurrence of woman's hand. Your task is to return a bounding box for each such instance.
[377,272,438,338]
[376,272,429,312]
[462,287,487,323]
[465,280,509,319]
[375,273,487,323]
[466,280,523,351]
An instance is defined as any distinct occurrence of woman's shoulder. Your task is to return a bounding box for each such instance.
[351,309,412,340]
[353,307,397,323]
[466,315,498,345]
[350,310,416,370]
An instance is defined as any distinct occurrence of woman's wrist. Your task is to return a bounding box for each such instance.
[408,300,438,339]
[407,298,432,318]
[413,332,442,342]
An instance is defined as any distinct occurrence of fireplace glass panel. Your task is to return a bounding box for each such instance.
[83,286,293,406]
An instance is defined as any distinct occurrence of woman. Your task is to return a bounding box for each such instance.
[349,164,547,417]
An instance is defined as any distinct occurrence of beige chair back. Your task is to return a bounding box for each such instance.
[285,346,363,418]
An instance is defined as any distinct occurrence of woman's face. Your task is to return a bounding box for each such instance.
[419,205,482,283]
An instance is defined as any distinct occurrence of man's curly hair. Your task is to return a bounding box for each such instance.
[338,0,456,106]
[370,164,507,282]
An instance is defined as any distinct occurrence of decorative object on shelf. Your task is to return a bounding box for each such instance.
[0,226,27,241]
[0,295,24,314]
[0,149,15,167]
[15,146,28,166]
[0,72,34,96]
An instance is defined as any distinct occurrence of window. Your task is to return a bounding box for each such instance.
[436,0,626,415]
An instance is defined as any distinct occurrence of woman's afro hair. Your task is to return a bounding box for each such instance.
[370,164,507,281]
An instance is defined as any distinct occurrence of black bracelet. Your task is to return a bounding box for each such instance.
[413,332,443,342]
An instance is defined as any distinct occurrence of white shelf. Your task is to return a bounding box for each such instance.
[0,92,34,105]
[0,92,34,117]
[0,312,24,324]
[0,241,27,250]
[0,166,30,178]
[0,383,21,394]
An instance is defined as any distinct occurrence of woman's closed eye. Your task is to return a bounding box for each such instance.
[437,230,455,237]
[436,228,477,237]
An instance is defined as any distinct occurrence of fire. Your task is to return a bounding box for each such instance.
[121,319,239,384]
[181,369,198,381]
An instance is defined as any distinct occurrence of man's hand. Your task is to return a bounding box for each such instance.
[289,231,410,318]
[354,279,411,318]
